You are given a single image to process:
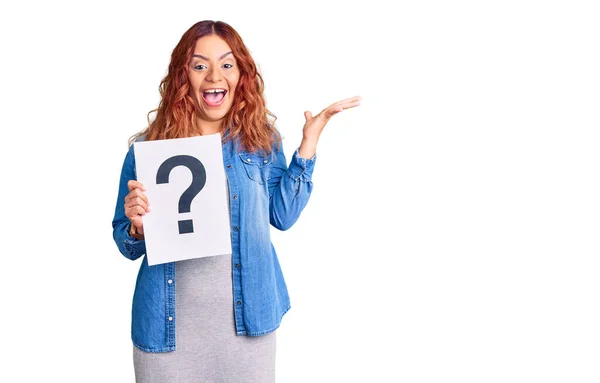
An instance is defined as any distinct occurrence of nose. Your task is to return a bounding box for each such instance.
[206,66,223,83]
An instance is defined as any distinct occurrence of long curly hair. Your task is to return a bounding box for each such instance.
[129,20,280,153]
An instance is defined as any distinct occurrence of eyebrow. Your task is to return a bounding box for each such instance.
[192,51,233,61]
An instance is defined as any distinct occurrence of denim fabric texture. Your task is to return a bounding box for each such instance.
[112,135,315,352]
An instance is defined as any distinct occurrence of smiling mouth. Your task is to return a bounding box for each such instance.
[202,89,227,107]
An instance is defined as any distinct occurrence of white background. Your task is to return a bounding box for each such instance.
[1,1,599,382]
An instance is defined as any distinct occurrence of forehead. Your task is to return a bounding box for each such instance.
[193,34,233,57]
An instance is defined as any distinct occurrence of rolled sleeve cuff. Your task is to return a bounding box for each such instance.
[123,223,146,259]
[286,149,316,181]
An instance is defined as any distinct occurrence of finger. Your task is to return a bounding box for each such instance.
[326,95,362,109]
[304,111,313,123]
[125,189,149,205]
[126,205,148,220]
[127,180,146,192]
[331,97,362,110]
[131,217,144,230]
[323,103,352,118]
[126,205,146,219]
[321,96,361,117]
[125,196,150,212]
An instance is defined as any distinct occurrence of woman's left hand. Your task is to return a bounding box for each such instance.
[298,95,361,158]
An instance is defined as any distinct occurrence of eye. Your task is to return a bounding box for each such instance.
[193,64,207,71]
[223,63,233,69]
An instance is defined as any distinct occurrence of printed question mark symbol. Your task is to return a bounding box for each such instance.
[156,155,206,234]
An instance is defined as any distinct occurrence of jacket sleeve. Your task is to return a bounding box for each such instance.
[111,144,147,260]
[268,139,316,231]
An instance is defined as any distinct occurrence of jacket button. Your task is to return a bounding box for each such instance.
[227,164,232,168]
[246,158,251,162]
[167,279,173,284]
[233,227,239,231]
[235,264,240,268]
[168,316,173,321]
[233,195,238,200]
[237,301,242,305]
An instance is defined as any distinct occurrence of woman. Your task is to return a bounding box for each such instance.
[112,20,360,382]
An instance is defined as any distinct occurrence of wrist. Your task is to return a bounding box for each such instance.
[298,137,318,159]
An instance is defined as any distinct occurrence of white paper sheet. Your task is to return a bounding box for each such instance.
[133,134,231,265]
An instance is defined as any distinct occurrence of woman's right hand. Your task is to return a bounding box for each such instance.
[125,180,150,235]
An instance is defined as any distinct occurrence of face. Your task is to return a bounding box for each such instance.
[188,34,240,130]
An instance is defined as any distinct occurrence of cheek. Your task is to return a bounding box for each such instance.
[188,73,203,92]
[228,71,241,91]
[229,83,240,99]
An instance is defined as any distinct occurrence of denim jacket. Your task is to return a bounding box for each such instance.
[111,135,315,352]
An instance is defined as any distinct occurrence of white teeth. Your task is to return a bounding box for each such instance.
[204,89,225,93]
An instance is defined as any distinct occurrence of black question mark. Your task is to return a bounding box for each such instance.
[156,155,206,234]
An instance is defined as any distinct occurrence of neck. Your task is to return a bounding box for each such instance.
[197,120,222,136]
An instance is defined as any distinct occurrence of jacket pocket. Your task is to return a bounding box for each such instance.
[239,151,273,185]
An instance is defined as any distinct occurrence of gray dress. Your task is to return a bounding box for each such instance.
[133,183,276,383]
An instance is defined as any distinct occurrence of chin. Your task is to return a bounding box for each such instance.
[202,110,227,122]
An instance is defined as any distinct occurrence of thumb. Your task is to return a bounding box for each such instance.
[304,111,313,123]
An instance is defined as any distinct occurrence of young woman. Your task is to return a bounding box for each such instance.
[112,20,360,382]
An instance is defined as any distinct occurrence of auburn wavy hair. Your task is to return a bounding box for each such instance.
[129,20,280,153]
